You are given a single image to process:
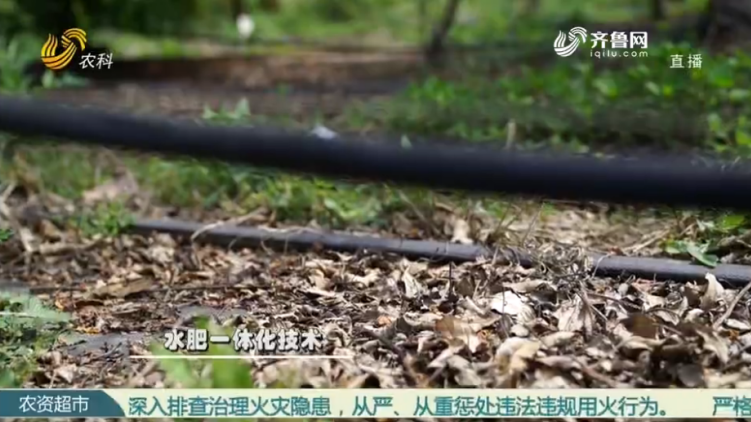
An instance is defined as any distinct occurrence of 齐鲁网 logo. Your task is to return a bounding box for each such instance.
[554,27,587,57]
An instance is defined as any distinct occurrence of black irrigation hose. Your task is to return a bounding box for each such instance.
[2,95,751,211]
[130,218,751,287]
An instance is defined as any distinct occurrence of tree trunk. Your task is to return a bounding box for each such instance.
[16,0,78,36]
[231,0,245,18]
[425,0,462,65]
[650,0,666,21]
[698,0,751,49]
[522,0,540,15]
[417,0,427,42]
[259,0,280,12]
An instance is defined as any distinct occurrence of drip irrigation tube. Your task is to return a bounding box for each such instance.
[2,96,751,211]
[130,218,751,287]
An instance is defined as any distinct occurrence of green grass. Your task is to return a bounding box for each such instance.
[0,211,69,388]
[339,42,751,262]
[3,136,517,233]
[151,317,256,389]
[344,42,751,154]
[0,291,71,387]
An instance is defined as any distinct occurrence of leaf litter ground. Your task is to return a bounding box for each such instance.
[2,191,751,395]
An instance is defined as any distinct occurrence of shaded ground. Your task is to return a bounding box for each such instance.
[3,208,750,391]
[20,48,712,259]
[0,95,698,394]
[31,60,682,259]
[4,44,751,398]
[39,81,399,121]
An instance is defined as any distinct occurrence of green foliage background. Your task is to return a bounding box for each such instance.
[2,0,212,37]
[0,0,414,39]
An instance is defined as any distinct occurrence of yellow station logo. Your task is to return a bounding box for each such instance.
[41,28,87,70]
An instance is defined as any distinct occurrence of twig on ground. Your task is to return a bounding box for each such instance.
[623,228,671,254]
[0,311,36,317]
[505,119,517,148]
[190,208,267,241]
[359,328,419,387]
[520,201,545,247]
[0,183,35,256]
[713,280,751,330]
[38,239,103,256]
[570,356,627,388]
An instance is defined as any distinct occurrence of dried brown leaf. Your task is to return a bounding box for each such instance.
[725,318,751,331]
[146,244,174,265]
[82,173,138,204]
[652,296,688,325]
[446,355,483,387]
[701,273,725,310]
[506,279,549,293]
[53,364,78,384]
[490,291,526,317]
[540,331,577,348]
[676,363,705,387]
[695,326,730,364]
[508,339,541,373]
[496,337,537,359]
[308,269,331,290]
[427,345,464,369]
[347,270,380,288]
[553,295,594,334]
[450,217,473,245]
[397,270,423,299]
[640,291,666,310]
[435,316,484,353]
[621,313,660,339]
[94,278,153,299]
[303,287,338,298]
